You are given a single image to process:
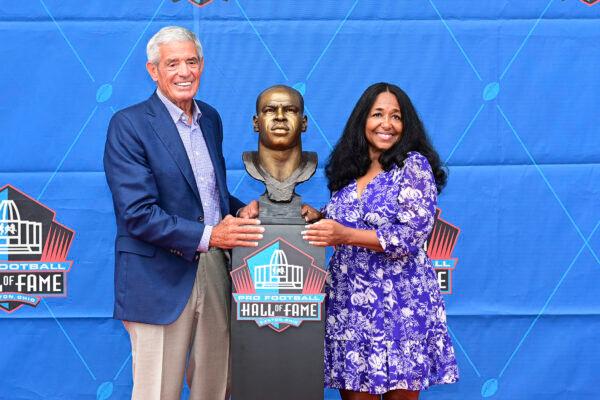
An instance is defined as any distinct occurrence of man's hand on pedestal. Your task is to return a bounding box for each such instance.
[209,215,264,249]
[237,200,259,218]
[301,204,323,223]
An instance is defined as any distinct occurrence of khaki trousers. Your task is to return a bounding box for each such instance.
[123,249,231,400]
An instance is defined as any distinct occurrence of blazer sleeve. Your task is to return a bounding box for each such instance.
[103,111,204,262]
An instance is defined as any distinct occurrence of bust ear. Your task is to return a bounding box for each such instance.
[252,115,260,132]
[301,115,308,132]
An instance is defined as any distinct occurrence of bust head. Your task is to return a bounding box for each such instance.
[253,85,307,153]
[244,85,317,205]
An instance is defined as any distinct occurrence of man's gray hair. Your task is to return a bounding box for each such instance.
[146,26,203,64]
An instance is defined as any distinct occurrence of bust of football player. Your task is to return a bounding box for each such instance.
[243,85,317,204]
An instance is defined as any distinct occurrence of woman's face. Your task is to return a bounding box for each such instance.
[364,91,403,159]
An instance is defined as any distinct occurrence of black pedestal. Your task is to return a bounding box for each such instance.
[231,224,326,400]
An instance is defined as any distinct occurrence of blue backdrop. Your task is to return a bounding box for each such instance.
[1,1,600,399]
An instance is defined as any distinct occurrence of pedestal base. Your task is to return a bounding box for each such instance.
[230,224,326,400]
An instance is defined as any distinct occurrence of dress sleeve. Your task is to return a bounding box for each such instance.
[375,153,437,258]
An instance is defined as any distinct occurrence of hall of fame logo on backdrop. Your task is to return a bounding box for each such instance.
[231,238,326,333]
[0,185,74,313]
[426,208,461,294]
[171,0,228,7]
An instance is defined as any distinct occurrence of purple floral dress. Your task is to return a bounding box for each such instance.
[323,151,459,394]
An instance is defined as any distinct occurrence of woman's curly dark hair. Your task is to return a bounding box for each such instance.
[325,82,447,193]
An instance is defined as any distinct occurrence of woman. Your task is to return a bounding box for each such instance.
[302,83,459,400]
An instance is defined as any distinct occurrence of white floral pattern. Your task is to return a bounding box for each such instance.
[324,152,459,394]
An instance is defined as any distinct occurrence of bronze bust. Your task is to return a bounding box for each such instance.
[243,85,317,222]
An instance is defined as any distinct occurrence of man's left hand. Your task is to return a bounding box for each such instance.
[301,204,322,223]
[237,200,259,218]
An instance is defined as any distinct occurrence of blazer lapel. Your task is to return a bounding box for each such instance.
[146,93,202,204]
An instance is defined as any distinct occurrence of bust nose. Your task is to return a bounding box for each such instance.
[274,106,286,120]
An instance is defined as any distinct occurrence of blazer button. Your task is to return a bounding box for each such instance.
[197,216,204,222]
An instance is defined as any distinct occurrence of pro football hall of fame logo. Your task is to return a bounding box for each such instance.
[427,208,461,294]
[171,0,228,7]
[231,238,327,333]
[0,185,74,313]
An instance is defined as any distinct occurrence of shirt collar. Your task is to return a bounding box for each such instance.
[156,89,202,125]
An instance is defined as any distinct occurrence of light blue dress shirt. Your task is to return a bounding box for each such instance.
[157,89,221,252]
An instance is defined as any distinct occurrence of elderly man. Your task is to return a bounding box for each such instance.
[103,26,261,400]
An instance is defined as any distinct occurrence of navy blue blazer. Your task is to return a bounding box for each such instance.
[103,92,244,324]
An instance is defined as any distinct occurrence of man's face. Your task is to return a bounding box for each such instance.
[253,88,307,151]
[146,40,203,109]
